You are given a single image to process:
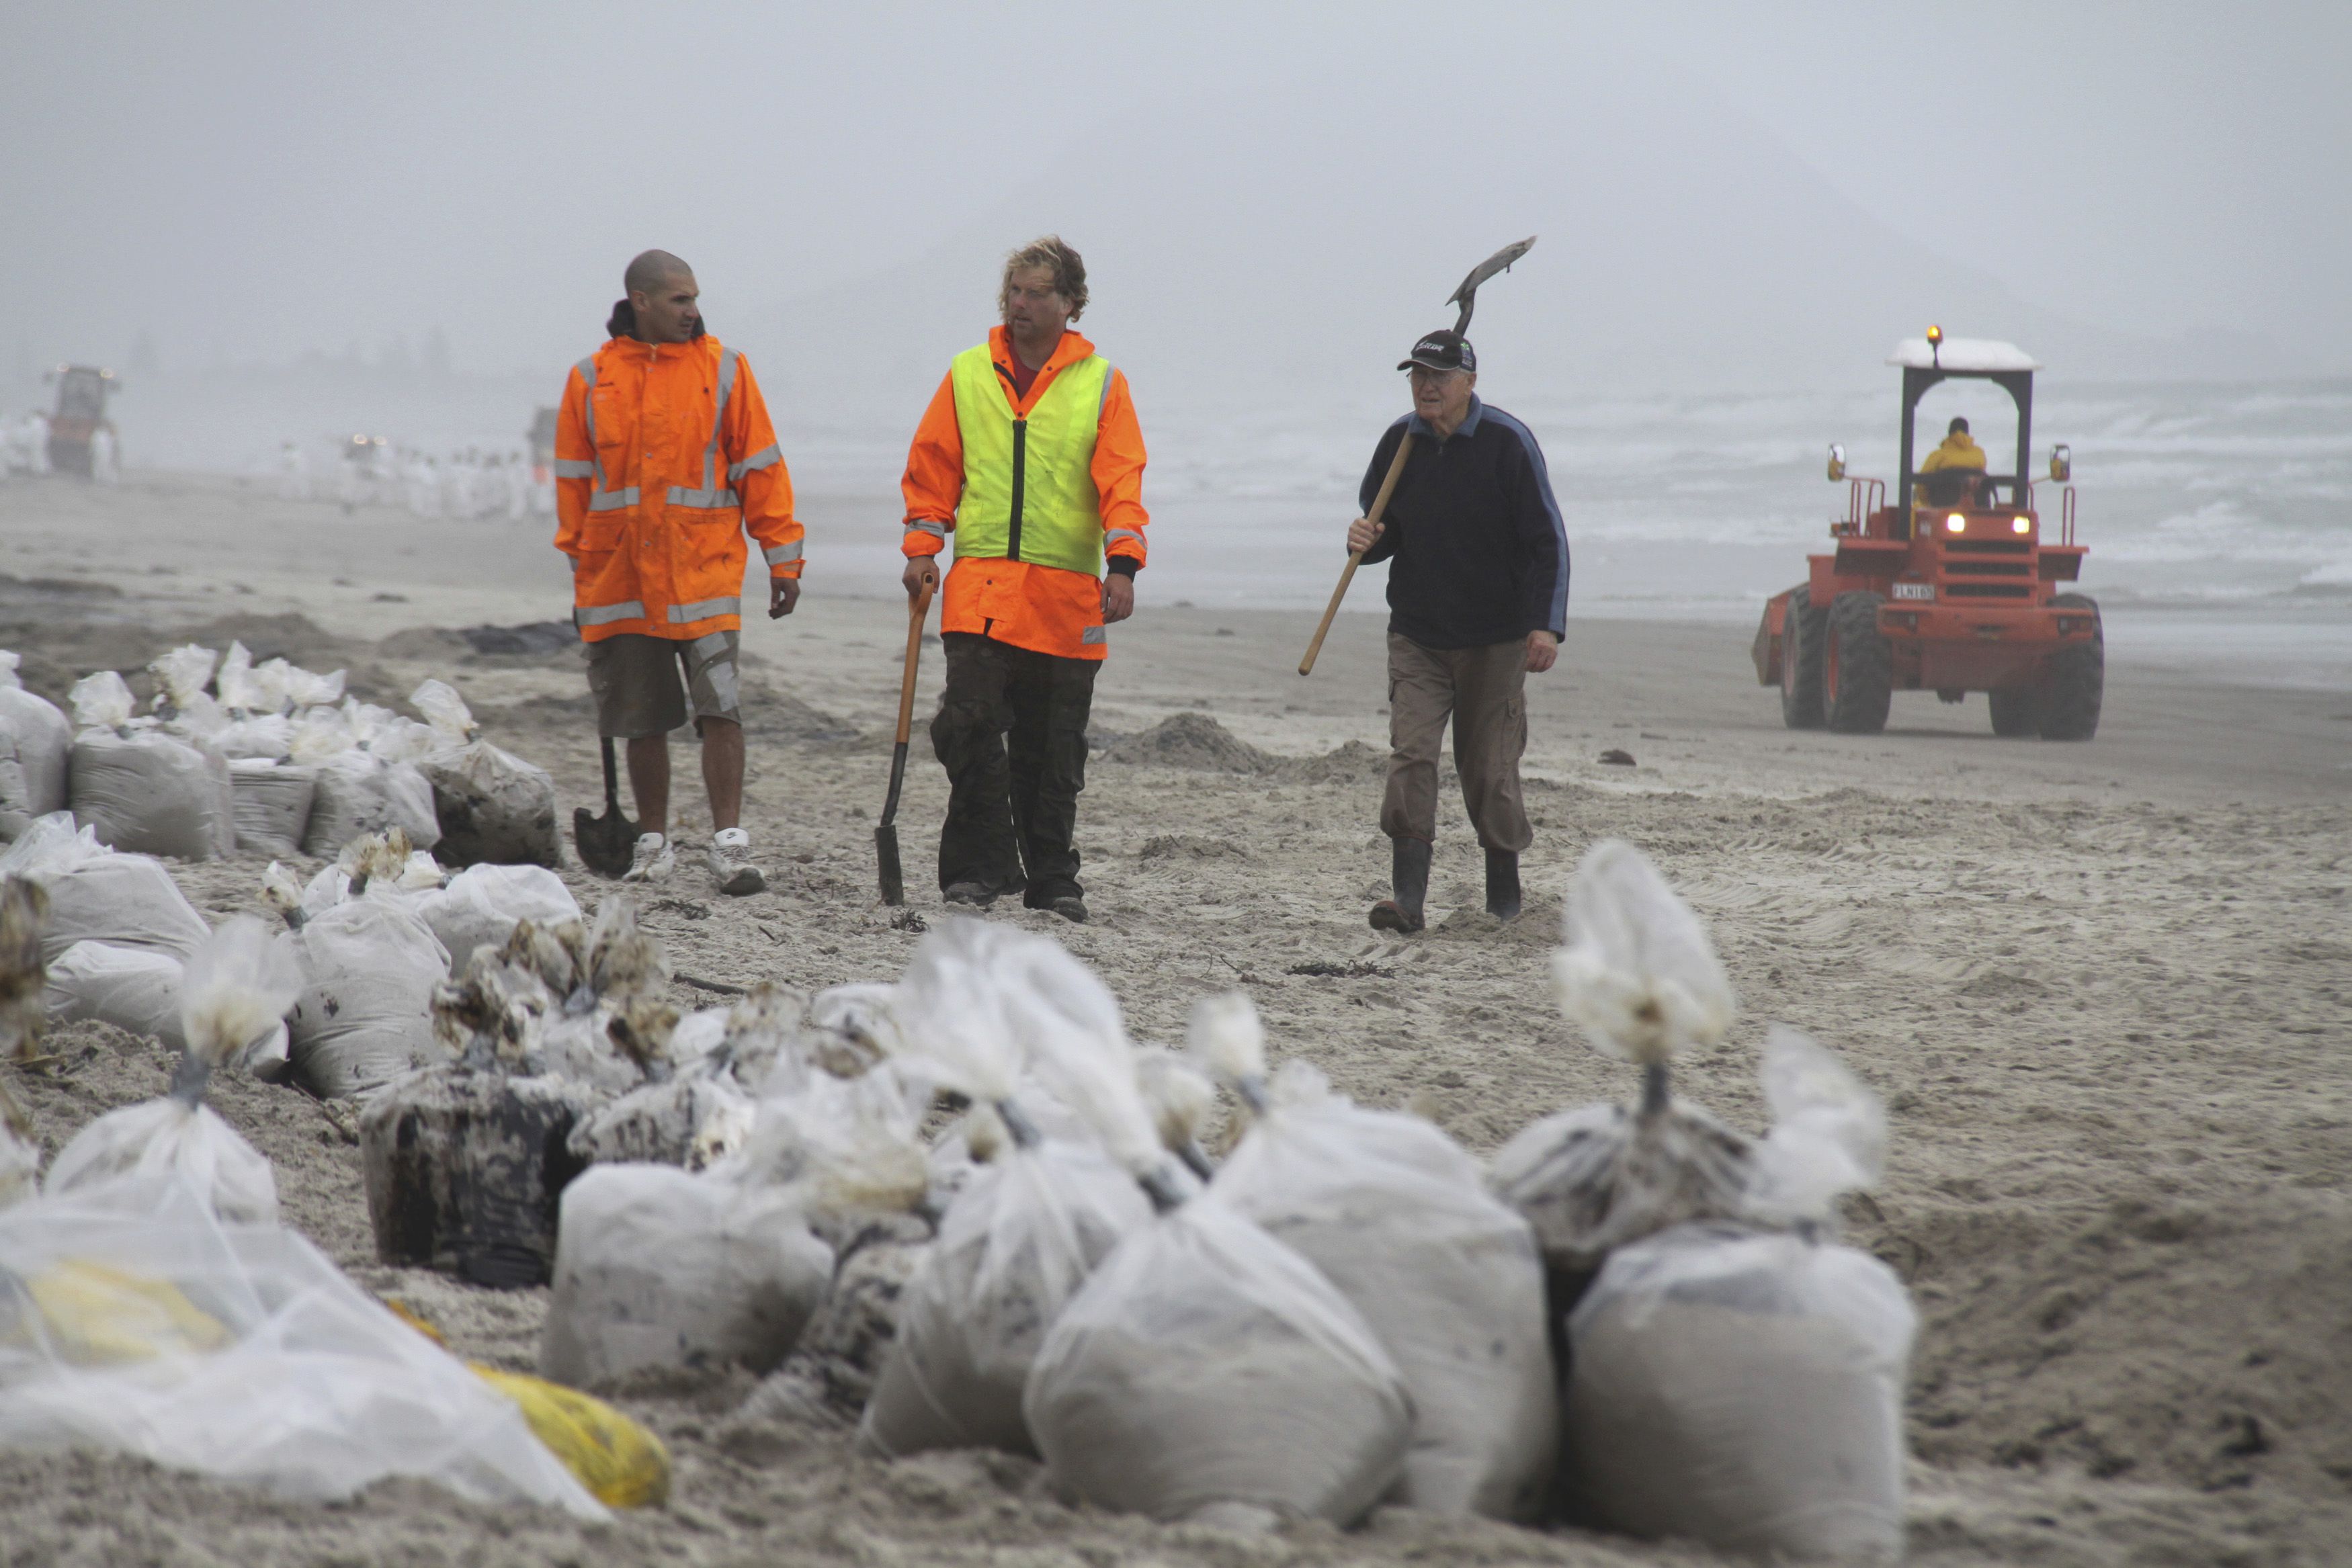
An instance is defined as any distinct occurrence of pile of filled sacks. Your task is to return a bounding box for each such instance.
[0,642,558,867]
[13,818,579,1098]
[0,916,665,1515]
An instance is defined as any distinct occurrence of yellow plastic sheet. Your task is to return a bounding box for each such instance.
[9,1260,230,1364]
[470,1366,672,1509]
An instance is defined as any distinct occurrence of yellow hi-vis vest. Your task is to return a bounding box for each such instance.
[949,344,1110,577]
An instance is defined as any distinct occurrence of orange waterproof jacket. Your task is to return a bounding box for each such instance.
[900,327,1147,661]
[553,335,800,642]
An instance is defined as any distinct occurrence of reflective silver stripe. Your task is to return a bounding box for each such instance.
[1098,361,1114,421]
[575,599,646,626]
[728,442,781,481]
[669,596,741,623]
[550,458,594,478]
[588,485,640,512]
[905,518,950,539]
[685,345,741,505]
[1081,625,1106,646]
[763,541,803,566]
[1104,527,1144,549]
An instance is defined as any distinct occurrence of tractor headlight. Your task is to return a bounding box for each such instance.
[2013,516,2031,533]
[1945,513,1966,533]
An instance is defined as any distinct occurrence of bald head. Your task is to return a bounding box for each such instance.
[621,250,702,344]
[625,249,692,296]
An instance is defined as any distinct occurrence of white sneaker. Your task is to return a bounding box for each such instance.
[621,832,675,884]
[708,827,767,896]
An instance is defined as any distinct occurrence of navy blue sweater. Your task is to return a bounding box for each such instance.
[1356,396,1570,650]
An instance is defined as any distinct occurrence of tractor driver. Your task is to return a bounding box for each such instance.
[1918,416,1989,507]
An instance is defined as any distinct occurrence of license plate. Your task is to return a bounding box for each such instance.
[1892,581,1934,601]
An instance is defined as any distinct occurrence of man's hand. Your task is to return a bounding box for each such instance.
[768,576,800,619]
[1101,573,1135,624]
[902,558,939,603]
[1345,516,1382,555]
[1525,629,1559,673]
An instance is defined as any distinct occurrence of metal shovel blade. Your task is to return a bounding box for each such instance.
[573,736,640,877]
[876,820,905,907]
[1449,235,1537,334]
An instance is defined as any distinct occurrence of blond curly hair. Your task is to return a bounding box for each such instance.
[998,235,1088,322]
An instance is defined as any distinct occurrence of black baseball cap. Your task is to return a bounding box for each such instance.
[1399,330,1476,374]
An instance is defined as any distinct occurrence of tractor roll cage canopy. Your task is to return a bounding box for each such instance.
[1888,336,2039,534]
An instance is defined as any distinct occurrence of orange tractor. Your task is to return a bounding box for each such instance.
[1752,329,2100,739]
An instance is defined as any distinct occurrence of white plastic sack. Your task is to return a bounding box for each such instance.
[859,1135,1150,1458]
[1025,1194,1414,1526]
[0,814,210,963]
[282,898,450,1098]
[416,863,579,975]
[540,1164,833,1388]
[44,941,186,1052]
[69,726,236,861]
[302,752,440,859]
[1215,1062,1555,1520]
[566,1072,751,1170]
[230,760,317,859]
[0,1178,604,1517]
[1562,1222,1914,1560]
[213,713,294,762]
[0,656,71,836]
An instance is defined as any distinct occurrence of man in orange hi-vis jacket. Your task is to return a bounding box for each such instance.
[554,249,803,895]
[899,235,1148,924]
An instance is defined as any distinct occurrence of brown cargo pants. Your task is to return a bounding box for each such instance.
[1382,632,1532,853]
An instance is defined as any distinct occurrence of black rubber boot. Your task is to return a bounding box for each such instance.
[1370,837,1431,934]
[1485,848,1522,920]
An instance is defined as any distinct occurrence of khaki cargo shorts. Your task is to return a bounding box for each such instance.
[586,631,742,737]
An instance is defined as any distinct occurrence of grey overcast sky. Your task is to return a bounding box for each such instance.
[3,0,2346,386]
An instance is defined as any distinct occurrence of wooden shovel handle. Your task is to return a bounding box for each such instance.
[895,576,935,745]
[1299,432,1414,676]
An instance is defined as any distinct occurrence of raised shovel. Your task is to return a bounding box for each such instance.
[875,574,936,905]
[573,737,640,877]
[1298,236,1536,677]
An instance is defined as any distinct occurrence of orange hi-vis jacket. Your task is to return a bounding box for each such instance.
[900,327,1148,662]
[553,335,800,643]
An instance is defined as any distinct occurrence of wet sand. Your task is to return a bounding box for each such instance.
[3,470,2348,1566]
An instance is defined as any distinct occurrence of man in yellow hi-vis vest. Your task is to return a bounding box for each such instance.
[899,236,1149,924]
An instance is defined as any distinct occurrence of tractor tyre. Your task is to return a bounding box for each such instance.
[1779,586,1827,729]
[2039,593,2104,740]
[1825,591,1892,734]
[1987,685,2043,736]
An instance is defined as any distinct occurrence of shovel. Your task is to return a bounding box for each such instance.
[1298,236,1537,677]
[875,575,935,906]
[573,736,640,877]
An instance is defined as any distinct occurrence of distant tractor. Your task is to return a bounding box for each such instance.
[1752,329,2101,739]
[43,365,122,478]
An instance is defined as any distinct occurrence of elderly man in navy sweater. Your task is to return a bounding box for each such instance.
[1346,329,1569,931]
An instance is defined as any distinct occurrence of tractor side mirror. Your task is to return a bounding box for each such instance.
[1826,443,1847,482]
[2048,443,2071,482]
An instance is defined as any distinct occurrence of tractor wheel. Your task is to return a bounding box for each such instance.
[2039,593,2104,740]
[1825,591,1892,734]
[1988,685,2043,736]
[1779,586,1827,729]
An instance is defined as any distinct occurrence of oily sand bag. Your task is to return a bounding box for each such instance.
[858,1136,1149,1459]
[303,752,441,859]
[228,760,317,860]
[540,1164,833,1387]
[1562,1221,1914,1561]
[0,815,210,963]
[43,941,186,1052]
[69,728,236,861]
[1023,1195,1413,1527]
[1215,1063,1555,1521]
[0,679,71,837]
[282,898,449,1098]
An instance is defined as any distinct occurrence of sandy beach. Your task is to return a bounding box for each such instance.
[3,469,2348,1567]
